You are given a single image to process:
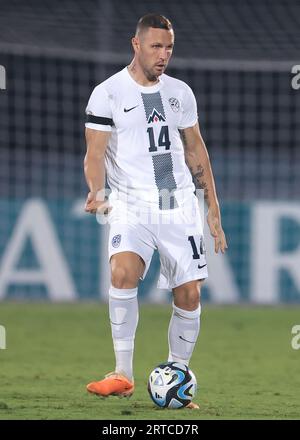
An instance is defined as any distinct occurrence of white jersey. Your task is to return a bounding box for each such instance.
[85,67,198,211]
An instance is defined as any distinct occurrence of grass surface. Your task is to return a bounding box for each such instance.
[0,303,300,420]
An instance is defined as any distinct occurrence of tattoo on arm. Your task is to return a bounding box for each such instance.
[179,129,209,200]
[189,164,209,200]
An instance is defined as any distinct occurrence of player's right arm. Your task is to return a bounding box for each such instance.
[84,83,114,214]
[84,128,111,214]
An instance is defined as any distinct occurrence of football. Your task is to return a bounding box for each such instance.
[147,362,197,409]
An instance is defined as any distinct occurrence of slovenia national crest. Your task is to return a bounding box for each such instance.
[169,97,180,112]
[112,234,121,248]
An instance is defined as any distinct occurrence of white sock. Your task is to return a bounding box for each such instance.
[168,303,201,365]
[109,286,138,381]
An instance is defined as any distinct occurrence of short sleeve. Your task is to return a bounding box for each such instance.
[85,84,114,132]
[178,85,198,129]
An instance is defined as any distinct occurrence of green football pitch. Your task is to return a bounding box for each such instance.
[0,303,299,420]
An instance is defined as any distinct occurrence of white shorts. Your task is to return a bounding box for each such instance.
[107,196,208,289]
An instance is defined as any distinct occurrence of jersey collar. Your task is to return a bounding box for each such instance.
[124,67,163,94]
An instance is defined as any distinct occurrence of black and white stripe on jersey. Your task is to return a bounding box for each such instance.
[86,114,114,126]
[141,92,166,123]
[141,91,178,210]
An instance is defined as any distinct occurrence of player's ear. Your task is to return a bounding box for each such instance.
[131,36,140,53]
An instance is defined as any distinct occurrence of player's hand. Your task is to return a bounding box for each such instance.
[207,205,228,254]
[84,191,111,215]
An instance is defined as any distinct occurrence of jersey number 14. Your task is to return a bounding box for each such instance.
[147,126,171,152]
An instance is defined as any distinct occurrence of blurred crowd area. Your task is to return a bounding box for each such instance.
[0,0,299,201]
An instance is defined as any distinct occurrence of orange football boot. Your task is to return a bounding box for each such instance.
[86,372,134,398]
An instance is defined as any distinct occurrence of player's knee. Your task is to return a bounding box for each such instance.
[180,295,200,311]
[174,285,201,311]
[111,266,138,289]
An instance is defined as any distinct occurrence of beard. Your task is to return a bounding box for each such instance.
[143,68,159,82]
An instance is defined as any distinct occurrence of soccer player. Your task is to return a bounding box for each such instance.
[84,13,227,409]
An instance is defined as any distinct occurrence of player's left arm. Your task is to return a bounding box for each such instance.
[181,122,228,253]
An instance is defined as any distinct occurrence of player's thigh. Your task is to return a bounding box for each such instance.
[108,212,155,287]
[156,198,208,291]
[157,226,207,291]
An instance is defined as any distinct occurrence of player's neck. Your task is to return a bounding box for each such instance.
[127,60,160,87]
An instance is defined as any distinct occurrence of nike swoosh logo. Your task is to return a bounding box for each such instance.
[179,335,197,344]
[110,320,126,325]
[124,105,139,113]
[198,264,207,269]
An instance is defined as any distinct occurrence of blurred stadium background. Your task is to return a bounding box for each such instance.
[0,0,300,304]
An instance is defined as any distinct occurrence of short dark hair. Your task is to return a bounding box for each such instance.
[136,13,173,35]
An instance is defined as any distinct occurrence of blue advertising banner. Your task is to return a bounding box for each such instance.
[0,199,300,303]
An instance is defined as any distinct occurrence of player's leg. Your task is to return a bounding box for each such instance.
[87,216,154,398]
[87,252,143,397]
[157,197,207,365]
[168,279,203,366]
[156,198,207,408]
[109,251,144,381]
[168,280,204,409]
